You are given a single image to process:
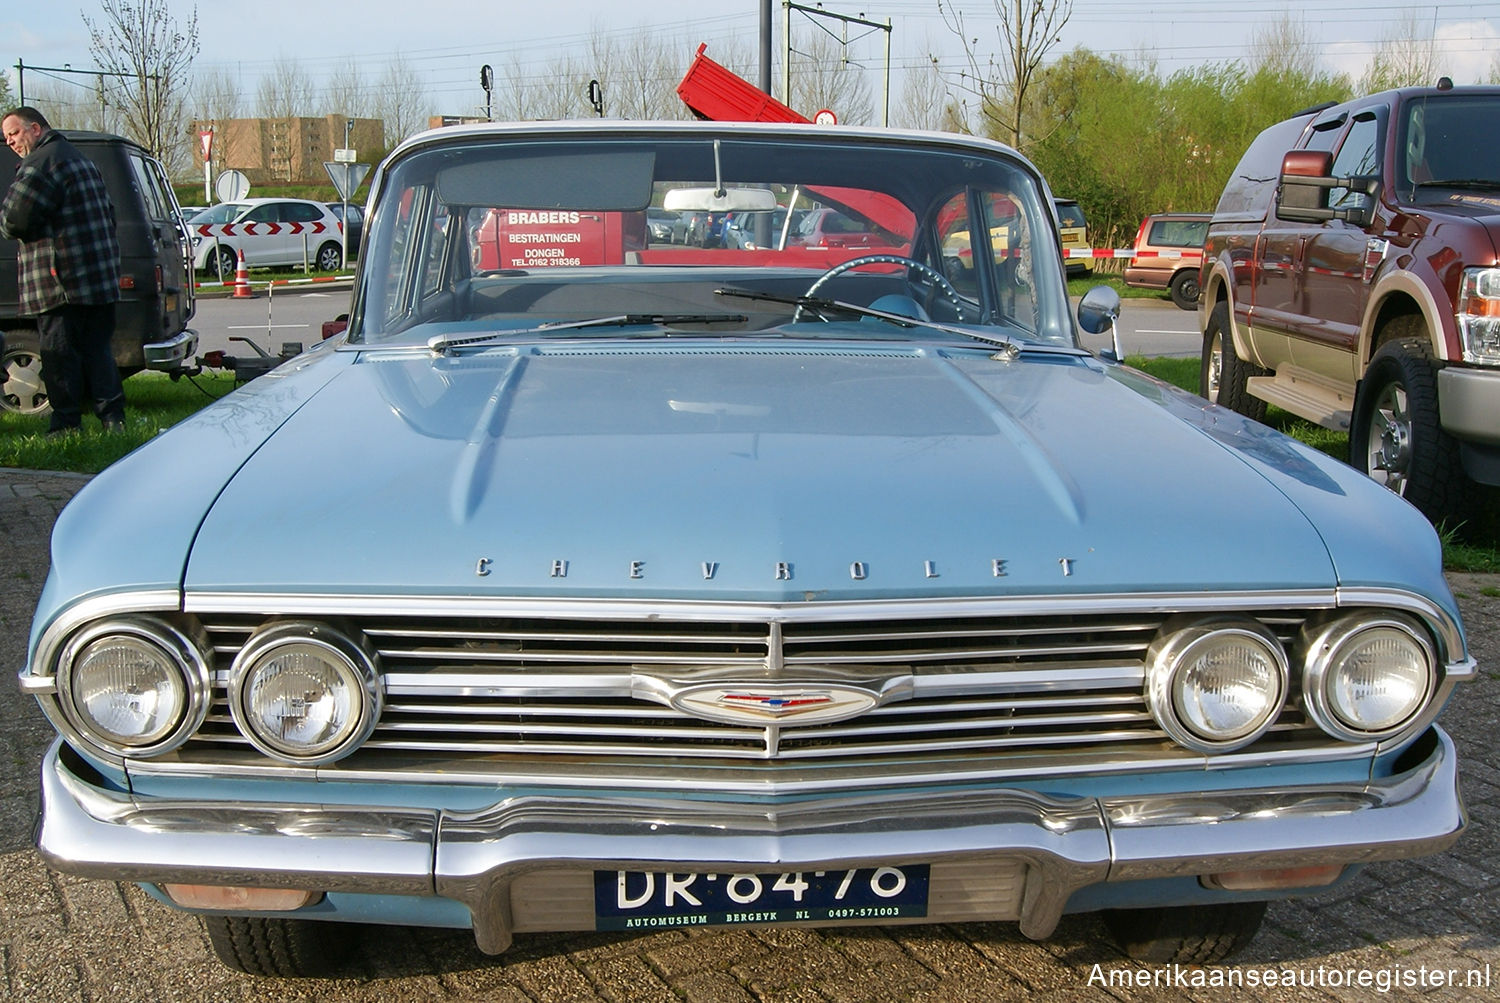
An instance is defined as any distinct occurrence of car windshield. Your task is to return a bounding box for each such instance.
[348,125,1074,349]
[192,202,249,224]
[1399,93,1500,198]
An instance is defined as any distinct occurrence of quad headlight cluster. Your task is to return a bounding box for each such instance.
[1146,613,1436,752]
[52,617,382,765]
[49,609,1438,763]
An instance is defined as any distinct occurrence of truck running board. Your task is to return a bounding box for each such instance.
[1247,367,1354,431]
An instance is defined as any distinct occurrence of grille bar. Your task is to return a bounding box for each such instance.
[181,607,1331,776]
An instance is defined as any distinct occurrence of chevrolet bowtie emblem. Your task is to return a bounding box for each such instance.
[670,684,880,727]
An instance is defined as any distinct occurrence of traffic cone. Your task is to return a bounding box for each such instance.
[232,248,254,299]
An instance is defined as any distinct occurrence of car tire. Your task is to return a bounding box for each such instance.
[1103,901,1266,964]
[1349,328,1469,524]
[1200,301,1267,422]
[1,327,50,415]
[1169,270,1200,310]
[207,245,239,281]
[316,242,344,272]
[203,915,358,977]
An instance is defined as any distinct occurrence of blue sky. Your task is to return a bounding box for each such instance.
[6,0,1498,115]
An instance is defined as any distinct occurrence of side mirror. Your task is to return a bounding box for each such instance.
[1275,150,1380,227]
[1277,150,1332,214]
[1077,285,1123,361]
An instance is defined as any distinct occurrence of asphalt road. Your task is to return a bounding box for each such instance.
[2,469,1497,1002]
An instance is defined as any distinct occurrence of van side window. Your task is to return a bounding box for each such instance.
[127,153,171,223]
[1329,114,1380,211]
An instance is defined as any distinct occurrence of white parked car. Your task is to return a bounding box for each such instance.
[189,197,346,277]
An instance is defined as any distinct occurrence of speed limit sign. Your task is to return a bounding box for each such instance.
[814,108,838,125]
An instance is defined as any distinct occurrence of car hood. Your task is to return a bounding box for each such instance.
[179,342,1354,601]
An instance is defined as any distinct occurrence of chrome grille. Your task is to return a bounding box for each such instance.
[178,607,1326,778]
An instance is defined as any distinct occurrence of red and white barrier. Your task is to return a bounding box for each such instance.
[1066,248,1203,260]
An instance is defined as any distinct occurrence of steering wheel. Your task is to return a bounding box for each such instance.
[795,254,965,323]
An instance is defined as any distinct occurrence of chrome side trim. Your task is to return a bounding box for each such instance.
[38,728,1464,956]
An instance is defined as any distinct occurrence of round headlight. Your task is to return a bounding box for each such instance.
[1147,621,1287,752]
[57,618,211,757]
[1302,616,1433,741]
[229,622,381,763]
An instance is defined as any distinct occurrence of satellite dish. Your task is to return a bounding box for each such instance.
[215,169,250,202]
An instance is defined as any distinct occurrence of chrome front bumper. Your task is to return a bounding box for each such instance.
[37,729,1465,954]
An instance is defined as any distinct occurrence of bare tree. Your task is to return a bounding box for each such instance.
[189,66,244,178]
[82,0,199,164]
[893,51,954,131]
[789,30,875,125]
[16,73,124,133]
[603,30,693,121]
[256,56,317,120]
[938,0,1073,150]
[1360,12,1438,92]
[324,59,373,119]
[1248,12,1320,80]
[371,54,432,147]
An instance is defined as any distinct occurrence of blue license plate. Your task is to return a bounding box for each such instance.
[594,865,930,931]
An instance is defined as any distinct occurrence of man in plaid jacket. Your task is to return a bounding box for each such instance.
[1,106,125,433]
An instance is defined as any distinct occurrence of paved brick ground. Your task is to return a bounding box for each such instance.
[3,469,1496,1002]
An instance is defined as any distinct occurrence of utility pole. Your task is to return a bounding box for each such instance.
[781,2,892,126]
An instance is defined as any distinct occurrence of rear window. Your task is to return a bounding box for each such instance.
[1147,218,1209,247]
[1213,114,1315,219]
[1054,202,1086,228]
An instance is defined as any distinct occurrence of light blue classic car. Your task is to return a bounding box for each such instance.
[21,121,1473,976]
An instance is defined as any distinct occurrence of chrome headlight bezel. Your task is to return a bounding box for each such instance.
[227,621,382,765]
[1301,614,1435,742]
[1145,619,1288,753]
[55,617,212,758]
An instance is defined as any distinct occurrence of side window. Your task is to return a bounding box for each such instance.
[936,192,978,299]
[244,205,279,223]
[979,192,1036,332]
[286,203,323,223]
[127,153,171,223]
[421,205,452,296]
[1329,114,1380,210]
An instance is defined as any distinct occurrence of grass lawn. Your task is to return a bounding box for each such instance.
[4,359,1497,571]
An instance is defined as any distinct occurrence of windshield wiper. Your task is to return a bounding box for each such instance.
[1414,178,1500,191]
[427,313,749,354]
[714,287,1084,356]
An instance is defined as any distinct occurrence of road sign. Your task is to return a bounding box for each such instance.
[215,169,250,202]
[334,148,357,164]
[814,109,838,125]
[324,162,371,202]
[199,130,213,162]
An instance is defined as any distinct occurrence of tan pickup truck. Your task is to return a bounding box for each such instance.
[1198,83,1500,524]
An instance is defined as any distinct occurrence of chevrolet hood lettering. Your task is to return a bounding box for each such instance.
[183,347,1348,598]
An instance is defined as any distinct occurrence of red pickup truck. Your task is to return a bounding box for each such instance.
[1198,83,1500,524]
